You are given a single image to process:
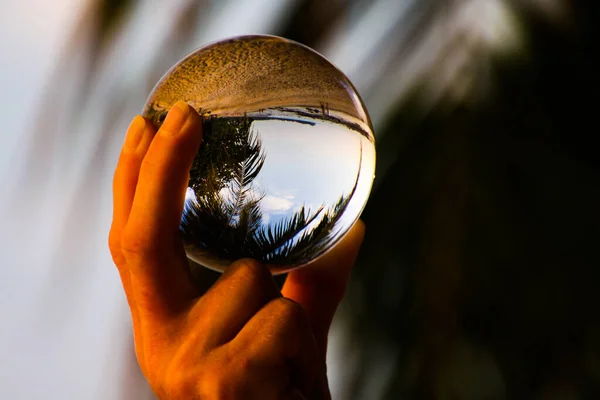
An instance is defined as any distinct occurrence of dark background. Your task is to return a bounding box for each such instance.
[98,0,600,398]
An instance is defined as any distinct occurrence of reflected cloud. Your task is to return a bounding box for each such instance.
[261,195,295,213]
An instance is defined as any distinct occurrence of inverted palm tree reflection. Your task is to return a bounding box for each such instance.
[180,115,361,270]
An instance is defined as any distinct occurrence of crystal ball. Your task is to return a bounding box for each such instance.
[142,35,376,274]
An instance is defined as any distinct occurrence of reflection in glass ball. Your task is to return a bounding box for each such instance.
[142,35,375,274]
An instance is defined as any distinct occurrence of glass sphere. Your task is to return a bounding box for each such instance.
[142,35,376,274]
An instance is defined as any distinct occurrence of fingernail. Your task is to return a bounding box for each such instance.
[160,101,190,136]
[123,116,146,153]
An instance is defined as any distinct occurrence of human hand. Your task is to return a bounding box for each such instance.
[109,101,365,399]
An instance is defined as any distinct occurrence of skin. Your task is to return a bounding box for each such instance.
[108,101,365,399]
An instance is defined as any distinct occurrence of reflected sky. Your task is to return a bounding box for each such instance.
[181,107,375,272]
[254,118,363,224]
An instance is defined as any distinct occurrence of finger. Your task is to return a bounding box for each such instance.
[125,101,203,252]
[109,116,156,266]
[109,116,155,323]
[191,259,280,350]
[108,116,156,368]
[232,297,319,398]
[121,101,202,317]
[281,221,365,353]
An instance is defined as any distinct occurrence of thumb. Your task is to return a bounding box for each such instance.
[281,220,365,353]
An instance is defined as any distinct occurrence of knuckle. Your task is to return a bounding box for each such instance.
[140,153,163,177]
[108,226,129,266]
[196,364,238,399]
[222,343,251,376]
[161,366,193,399]
[140,144,184,184]
[267,299,312,358]
[108,231,121,258]
[120,226,155,259]
[273,297,306,323]
[142,135,181,167]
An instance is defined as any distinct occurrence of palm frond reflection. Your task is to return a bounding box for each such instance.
[180,115,362,270]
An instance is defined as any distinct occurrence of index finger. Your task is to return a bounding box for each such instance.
[121,101,203,316]
[109,116,156,265]
[125,101,203,246]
